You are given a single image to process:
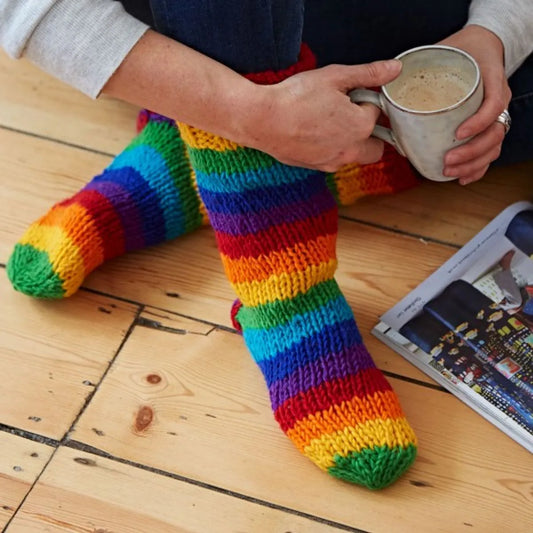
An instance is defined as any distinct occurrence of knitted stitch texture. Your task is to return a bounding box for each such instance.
[7,112,205,298]
[177,47,417,489]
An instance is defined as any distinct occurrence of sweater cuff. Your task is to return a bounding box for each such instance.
[467,3,533,77]
[23,0,149,98]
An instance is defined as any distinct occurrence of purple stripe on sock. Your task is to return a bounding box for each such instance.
[146,111,176,126]
[207,189,336,235]
[84,181,145,250]
[268,345,375,411]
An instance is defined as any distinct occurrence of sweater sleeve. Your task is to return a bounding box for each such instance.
[468,0,533,77]
[0,0,149,98]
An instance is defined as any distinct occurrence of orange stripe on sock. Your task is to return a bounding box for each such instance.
[42,204,104,274]
[220,234,336,284]
[286,390,406,452]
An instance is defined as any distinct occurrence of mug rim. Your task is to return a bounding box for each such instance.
[382,44,481,115]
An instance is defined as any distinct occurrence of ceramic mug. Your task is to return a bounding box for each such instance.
[349,45,483,182]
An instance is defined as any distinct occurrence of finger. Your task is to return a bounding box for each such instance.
[459,165,490,185]
[456,77,509,140]
[329,60,402,91]
[353,136,385,165]
[445,123,505,166]
[356,101,382,126]
[444,147,500,178]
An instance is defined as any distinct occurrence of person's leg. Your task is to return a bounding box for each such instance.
[173,2,417,488]
[7,111,205,298]
[303,0,533,167]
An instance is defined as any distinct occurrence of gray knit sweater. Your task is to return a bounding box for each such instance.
[0,0,532,98]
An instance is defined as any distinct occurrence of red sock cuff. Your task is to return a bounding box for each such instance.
[244,43,316,85]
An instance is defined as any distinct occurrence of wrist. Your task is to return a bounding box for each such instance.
[459,24,504,60]
[225,82,278,149]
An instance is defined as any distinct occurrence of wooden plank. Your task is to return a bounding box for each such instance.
[0,52,137,155]
[0,128,112,262]
[72,324,533,533]
[0,271,139,439]
[0,432,54,530]
[9,446,344,533]
[341,160,533,246]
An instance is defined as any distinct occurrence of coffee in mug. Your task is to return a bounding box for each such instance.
[349,45,483,182]
[387,66,472,112]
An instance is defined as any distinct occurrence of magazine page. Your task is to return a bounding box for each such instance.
[373,201,533,453]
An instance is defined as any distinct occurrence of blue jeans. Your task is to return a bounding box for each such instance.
[122,0,532,166]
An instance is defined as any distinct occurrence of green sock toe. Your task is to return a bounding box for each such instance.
[328,444,418,490]
[7,244,65,299]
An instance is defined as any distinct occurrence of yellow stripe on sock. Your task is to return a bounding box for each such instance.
[191,169,210,225]
[232,259,337,307]
[178,124,240,152]
[19,224,86,297]
[302,417,417,470]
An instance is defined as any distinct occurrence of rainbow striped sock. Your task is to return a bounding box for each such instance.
[7,111,206,298]
[180,121,417,489]
[328,144,419,206]
[178,47,416,488]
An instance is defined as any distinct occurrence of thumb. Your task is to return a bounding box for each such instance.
[334,60,402,90]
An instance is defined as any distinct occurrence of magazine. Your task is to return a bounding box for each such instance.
[373,201,533,453]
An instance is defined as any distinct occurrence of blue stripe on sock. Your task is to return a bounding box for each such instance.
[198,171,327,215]
[244,296,354,362]
[109,145,186,239]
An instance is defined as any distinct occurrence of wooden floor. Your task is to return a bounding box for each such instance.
[0,51,532,533]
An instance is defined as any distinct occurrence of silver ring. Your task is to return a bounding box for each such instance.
[495,109,512,135]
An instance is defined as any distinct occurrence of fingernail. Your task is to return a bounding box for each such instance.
[386,59,402,71]
[457,129,470,140]
[443,167,455,177]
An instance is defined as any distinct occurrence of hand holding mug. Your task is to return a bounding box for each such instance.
[350,45,484,182]
[438,25,512,185]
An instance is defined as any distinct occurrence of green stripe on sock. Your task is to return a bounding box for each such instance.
[236,279,341,330]
[7,244,65,299]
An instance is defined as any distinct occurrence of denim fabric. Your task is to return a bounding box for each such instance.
[149,0,303,73]
[120,0,532,165]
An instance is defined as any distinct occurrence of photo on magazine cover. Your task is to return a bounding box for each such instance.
[378,205,533,446]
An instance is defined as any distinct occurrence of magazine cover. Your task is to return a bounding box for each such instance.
[373,201,533,453]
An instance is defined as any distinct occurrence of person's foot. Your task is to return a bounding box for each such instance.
[7,111,206,298]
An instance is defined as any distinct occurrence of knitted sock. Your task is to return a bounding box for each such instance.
[328,144,419,207]
[7,111,206,298]
[178,47,417,489]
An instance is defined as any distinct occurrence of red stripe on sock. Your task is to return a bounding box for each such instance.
[215,208,338,259]
[274,367,392,433]
[60,190,126,260]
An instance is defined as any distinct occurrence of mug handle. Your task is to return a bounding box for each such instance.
[348,89,406,156]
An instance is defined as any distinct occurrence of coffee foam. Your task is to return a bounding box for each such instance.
[388,67,472,111]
